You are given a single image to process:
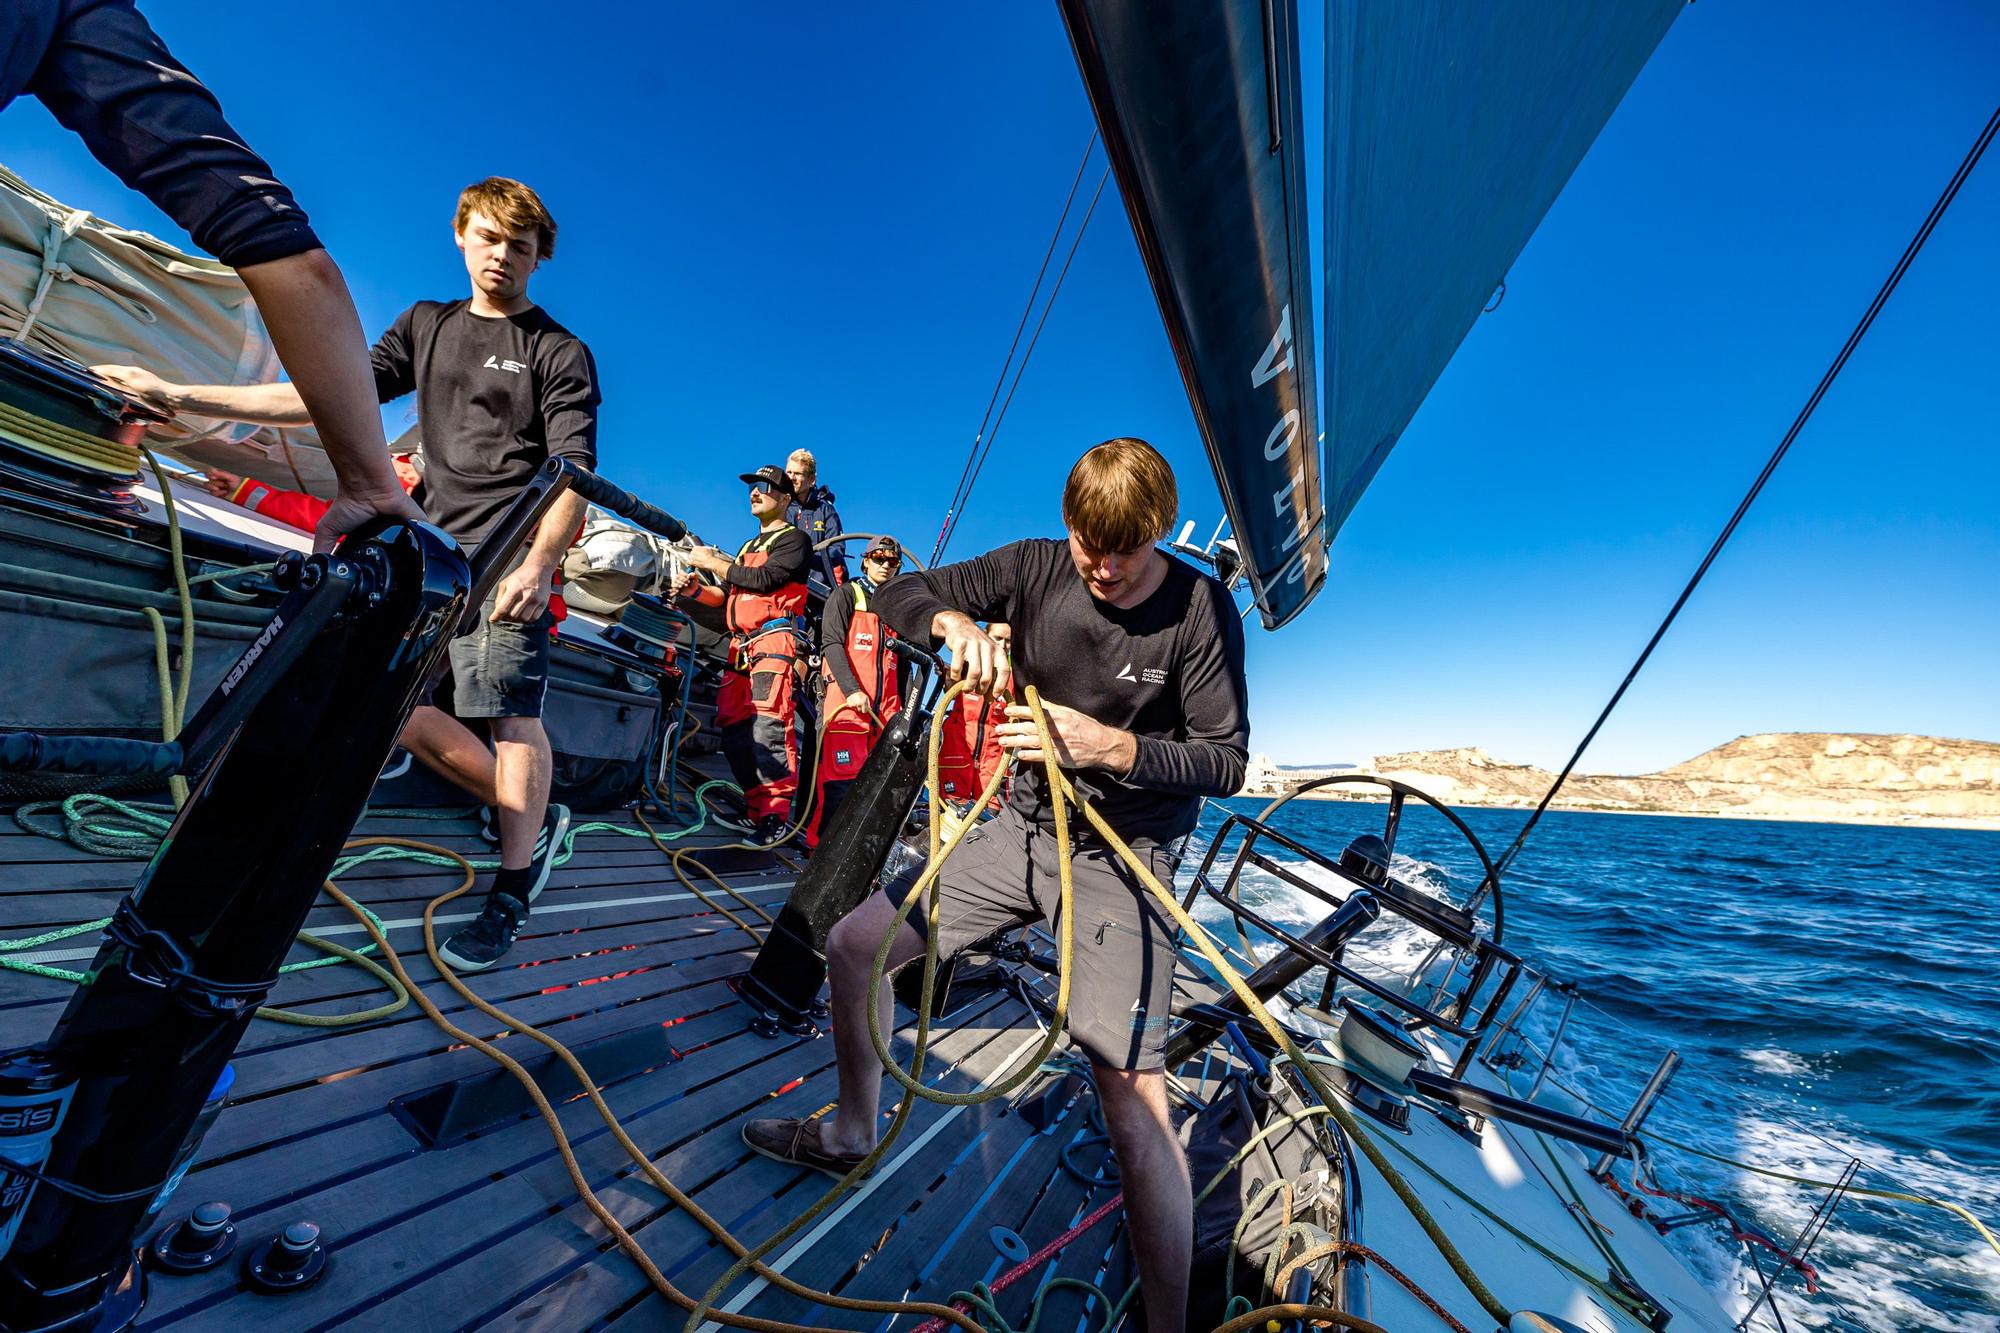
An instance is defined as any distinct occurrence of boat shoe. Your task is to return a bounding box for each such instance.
[741,1116,875,1180]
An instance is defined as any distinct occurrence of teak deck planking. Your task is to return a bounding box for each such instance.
[0,788,1134,1331]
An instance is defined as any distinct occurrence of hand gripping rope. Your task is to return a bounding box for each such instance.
[322,686,1511,1333]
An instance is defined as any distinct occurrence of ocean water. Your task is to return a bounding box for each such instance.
[1186,797,2000,1332]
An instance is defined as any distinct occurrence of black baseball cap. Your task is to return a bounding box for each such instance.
[739,465,793,498]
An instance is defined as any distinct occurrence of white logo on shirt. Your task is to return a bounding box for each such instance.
[483,354,525,374]
[1116,662,1168,686]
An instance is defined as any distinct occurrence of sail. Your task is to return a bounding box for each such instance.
[1059,0,1323,630]
[1321,0,1684,540]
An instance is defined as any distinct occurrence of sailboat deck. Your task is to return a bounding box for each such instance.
[0,796,1132,1331]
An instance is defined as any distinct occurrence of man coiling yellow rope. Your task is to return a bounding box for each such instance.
[326,685,1410,1332]
[338,680,1489,1333]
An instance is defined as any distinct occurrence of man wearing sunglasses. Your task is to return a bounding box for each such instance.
[807,536,913,845]
[679,466,812,845]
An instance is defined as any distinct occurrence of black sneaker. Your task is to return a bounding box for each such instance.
[436,893,527,972]
[750,814,791,848]
[482,804,566,864]
[521,803,571,902]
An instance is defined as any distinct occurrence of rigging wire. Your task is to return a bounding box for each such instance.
[1492,99,2000,879]
[934,164,1111,563]
[929,132,1101,567]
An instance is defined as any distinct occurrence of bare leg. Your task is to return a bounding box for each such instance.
[398,705,498,807]
[1095,1065,1190,1330]
[822,890,926,1155]
[489,716,553,872]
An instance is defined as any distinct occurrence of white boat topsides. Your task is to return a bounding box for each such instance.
[1349,1030,1730,1332]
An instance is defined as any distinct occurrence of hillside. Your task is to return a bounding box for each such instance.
[1246,734,2000,828]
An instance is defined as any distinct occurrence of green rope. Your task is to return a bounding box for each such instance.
[140,448,195,809]
[2,782,741,1025]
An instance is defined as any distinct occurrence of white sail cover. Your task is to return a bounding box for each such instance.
[0,164,336,494]
[1321,0,1684,539]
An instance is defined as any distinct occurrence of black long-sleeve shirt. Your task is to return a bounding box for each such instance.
[822,578,912,703]
[5,1,322,267]
[370,300,599,550]
[682,525,811,638]
[871,538,1249,846]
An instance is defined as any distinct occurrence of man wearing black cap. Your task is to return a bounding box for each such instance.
[678,466,813,844]
[807,535,912,844]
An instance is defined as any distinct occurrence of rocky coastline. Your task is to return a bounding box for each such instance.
[1238,733,2000,830]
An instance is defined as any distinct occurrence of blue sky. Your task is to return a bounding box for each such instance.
[7,1,1996,771]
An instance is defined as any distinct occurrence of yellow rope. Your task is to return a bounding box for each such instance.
[139,449,194,807]
[271,690,1512,1330]
[695,686,1516,1328]
[686,682,1021,1328]
[1640,1131,2000,1259]
[1034,712,1518,1327]
[0,397,141,475]
[333,837,991,1333]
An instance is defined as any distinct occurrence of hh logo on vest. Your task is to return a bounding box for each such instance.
[835,749,852,766]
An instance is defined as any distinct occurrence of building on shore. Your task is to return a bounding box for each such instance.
[1236,753,1356,798]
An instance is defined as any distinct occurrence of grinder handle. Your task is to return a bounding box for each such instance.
[552,460,688,542]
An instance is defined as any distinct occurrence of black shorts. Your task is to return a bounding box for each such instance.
[885,805,1181,1070]
[437,585,554,720]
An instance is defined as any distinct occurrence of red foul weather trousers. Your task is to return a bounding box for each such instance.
[718,626,801,822]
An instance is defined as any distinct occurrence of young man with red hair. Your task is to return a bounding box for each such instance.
[97,177,599,972]
[743,438,1249,1330]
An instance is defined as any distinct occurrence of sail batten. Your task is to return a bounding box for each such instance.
[1321,0,1685,541]
[1059,0,1324,630]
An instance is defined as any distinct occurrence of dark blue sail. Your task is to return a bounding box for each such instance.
[1321,0,1685,542]
[1059,0,1323,630]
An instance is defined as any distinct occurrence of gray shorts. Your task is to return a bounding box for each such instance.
[885,805,1181,1070]
[443,585,554,720]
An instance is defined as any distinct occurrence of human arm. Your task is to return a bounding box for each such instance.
[717,528,810,592]
[29,0,320,268]
[203,467,330,532]
[27,1,414,551]
[869,542,1025,694]
[675,581,728,635]
[89,367,311,426]
[488,332,600,621]
[240,256,422,550]
[995,701,1136,776]
[490,489,586,623]
[996,583,1246,793]
[820,591,866,700]
[95,294,415,428]
[820,500,848,584]
[96,257,420,552]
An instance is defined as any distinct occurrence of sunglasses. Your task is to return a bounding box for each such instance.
[865,553,897,563]
[748,481,775,496]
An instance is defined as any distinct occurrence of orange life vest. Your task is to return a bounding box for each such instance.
[820,582,902,724]
[938,691,1007,810]
[722,525,808,668]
